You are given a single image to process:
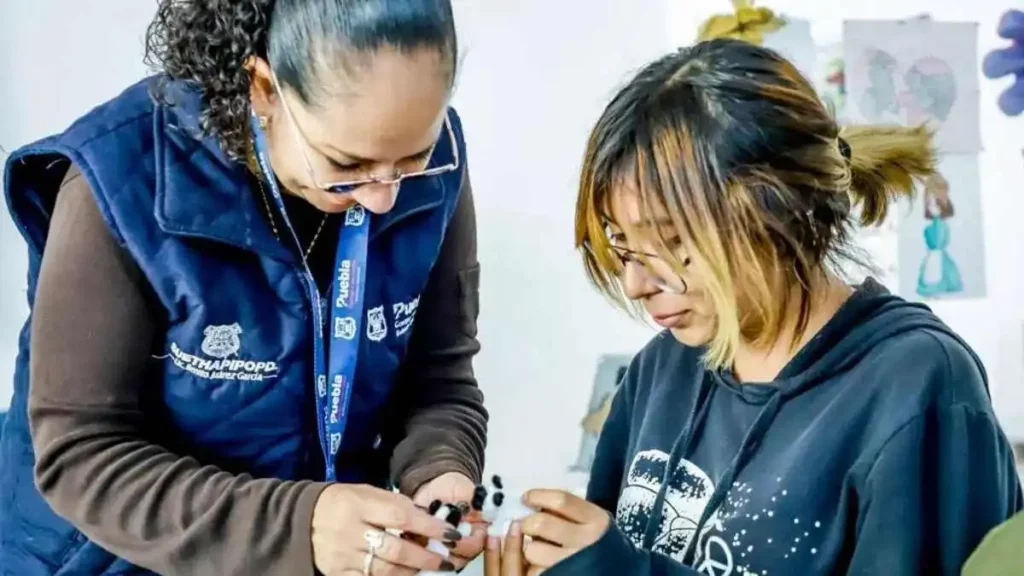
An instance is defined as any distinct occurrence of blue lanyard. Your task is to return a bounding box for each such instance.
[250,114,369,481]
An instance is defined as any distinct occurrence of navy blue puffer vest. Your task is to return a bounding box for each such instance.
[0,77,466,575]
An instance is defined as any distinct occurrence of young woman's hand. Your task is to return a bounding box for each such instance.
[311,483,460,575]
[518,489,611,573]
[484,522,527,576]
[412,472,488,569]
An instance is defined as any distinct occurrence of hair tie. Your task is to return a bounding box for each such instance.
[838,137,852,161]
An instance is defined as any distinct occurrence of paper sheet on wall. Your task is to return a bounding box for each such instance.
[844,19,981,153]
[570,354,630,474]
[896,155,986,300]
[763,16,816,82]
[816,42,848,124]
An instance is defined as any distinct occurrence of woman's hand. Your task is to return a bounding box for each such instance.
[484,522,527,576]
[518,489,610,574]
[412,472,488,570]
[484,490,611,576]
[311,483,460,575]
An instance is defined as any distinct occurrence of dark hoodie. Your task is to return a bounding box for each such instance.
[553,280,1022,575]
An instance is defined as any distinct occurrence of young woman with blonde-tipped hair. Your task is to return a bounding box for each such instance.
[486,38,1022,576]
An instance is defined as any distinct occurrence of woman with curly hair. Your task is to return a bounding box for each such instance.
[0,1,487,574]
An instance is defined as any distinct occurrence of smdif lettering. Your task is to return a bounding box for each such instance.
[169,343,278,381]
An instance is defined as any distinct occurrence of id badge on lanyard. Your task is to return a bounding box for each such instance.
[250,114,369,481]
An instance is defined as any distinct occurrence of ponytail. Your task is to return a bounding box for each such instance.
[840,124,938,226]
[145,0,273,161]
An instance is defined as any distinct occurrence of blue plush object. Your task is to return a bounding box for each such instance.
[983,10,1024,116]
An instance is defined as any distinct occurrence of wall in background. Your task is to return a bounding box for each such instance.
[667,0,1024,442]
[450,0,672,496]
[0,0,156,407]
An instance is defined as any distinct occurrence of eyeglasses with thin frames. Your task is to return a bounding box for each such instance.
[587,243,690,295]
[269,68,460,194]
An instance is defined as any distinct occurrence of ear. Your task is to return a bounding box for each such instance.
[204,326,213,336]
[245,55,277,120]
[230,322,242,333]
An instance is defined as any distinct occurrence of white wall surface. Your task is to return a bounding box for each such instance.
[0,0,156,408]
[451,0,671,496]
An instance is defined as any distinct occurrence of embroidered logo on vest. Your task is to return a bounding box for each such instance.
[201,323,241,358]
[392,296,420,337]
[367,306,388,342]
[167,324,279,382]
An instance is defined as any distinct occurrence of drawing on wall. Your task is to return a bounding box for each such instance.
[844,19,980,153]
[897,156,985,300]
[915,173,963,296]
[570,354,631,473]
[816,43,847,122]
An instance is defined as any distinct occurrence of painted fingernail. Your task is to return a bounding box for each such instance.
[509,521,522,537]
[487,536,500,550]
[444,529,463,542]
[440,560,456,571]
[444,540,457,549]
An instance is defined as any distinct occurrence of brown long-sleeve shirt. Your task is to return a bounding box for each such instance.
[28,164,486,575]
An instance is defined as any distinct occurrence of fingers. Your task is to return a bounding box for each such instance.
[399,531,428,547]
[522,489,602,525]
[484,536,501,576]
[449,522,487,558]
[358,492,453,541]
[338,553,416,576]
[522,538,566,571]
[520,512,580,548]
[360,528,455,573]
[502,522,526,576]
[527,567,546,576]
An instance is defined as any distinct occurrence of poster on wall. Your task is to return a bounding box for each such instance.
[763,16,817,83]
[897,155,986,300]
[570,354,631,474]
[816,42,848,123]
[844,18,981,154]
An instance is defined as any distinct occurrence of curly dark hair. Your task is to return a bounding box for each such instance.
[145,1,273,160]
[144,0,457,161]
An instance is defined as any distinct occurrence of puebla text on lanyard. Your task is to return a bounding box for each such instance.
[250,113,369,482]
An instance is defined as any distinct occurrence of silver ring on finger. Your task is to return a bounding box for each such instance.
[362,551,374,576]
[363,528,384,575]
[364,528,385,553]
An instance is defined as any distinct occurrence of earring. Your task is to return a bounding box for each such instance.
[258,116,269,129]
